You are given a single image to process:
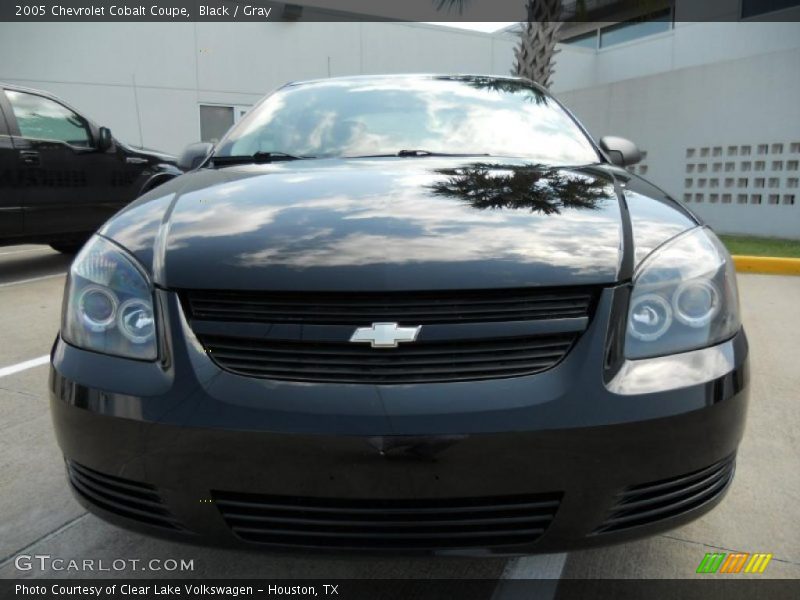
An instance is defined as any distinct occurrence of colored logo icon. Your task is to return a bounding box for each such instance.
[696,552,773,574]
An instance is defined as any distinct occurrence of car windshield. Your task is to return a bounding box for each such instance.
[214,76,601,165]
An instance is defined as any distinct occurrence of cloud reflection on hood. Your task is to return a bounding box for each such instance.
[107,158,629,290]
[223,162,620,275]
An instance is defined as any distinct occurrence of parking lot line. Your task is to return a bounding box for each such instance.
[0,355,50,378]
[0,248,51,257]
[0,273,66,288]
[500,553,568,579]
[502,553,567,579]
[491,554,567,599]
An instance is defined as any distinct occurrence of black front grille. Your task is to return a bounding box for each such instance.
[184,286,596,384]
[66,461,181,530]
[184,287,595,325]
[198,333,576,384]
[594,456,735,534]
[213,491,562,550]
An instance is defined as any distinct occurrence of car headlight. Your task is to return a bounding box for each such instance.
[625,227,740,359]
[62,236,158,360]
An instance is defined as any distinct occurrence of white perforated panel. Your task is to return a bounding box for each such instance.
[683,142,798,207]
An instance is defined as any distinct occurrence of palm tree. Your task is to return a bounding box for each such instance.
[435,0,567,88]
[512,1,565,89]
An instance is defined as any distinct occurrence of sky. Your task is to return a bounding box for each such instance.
[424,22,517,32]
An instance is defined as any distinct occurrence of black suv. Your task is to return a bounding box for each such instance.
[0,83,180,253]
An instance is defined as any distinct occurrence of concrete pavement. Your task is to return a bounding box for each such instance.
[0,246,798,582]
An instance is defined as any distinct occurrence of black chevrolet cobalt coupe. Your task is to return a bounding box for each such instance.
[50,75,748,555]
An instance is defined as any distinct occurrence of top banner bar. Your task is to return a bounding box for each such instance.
[2,0,800,22]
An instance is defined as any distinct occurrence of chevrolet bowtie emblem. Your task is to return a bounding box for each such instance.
[349,322,422,348]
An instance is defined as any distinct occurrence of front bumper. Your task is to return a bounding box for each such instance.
[49,287,749,556]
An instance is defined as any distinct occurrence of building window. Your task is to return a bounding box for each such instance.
[599,9,673,48]
[562,31,598,49]
[741,0,800,18]
[199,104,250,144]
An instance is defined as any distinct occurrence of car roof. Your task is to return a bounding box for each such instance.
[286,73,537,89]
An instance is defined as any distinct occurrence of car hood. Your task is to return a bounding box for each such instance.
[103,157,629,291]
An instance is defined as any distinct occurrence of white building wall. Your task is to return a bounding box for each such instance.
[553,22,800,93]
[0,22,516,155]
[552,22,800,239]
[3,20,798,238]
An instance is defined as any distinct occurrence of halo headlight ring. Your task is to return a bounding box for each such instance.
[76,285,118,332]
[117,298,156,344]
[628,293,673,342]
[672,279,721,328]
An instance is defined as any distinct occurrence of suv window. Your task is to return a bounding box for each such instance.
[6,90,92,147]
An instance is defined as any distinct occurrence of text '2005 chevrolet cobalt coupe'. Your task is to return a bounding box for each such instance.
[50,75,748,556]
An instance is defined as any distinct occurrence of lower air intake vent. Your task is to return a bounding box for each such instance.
[66,460,181,530]
[595,456,735,534]
[213,491,563,550]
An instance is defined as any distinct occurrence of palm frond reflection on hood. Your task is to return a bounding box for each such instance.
[427,163,611,216]
[442,75,549,106]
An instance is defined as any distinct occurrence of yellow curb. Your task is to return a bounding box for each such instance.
[733,255,800,275]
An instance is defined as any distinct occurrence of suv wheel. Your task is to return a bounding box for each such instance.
[50,241,85,254]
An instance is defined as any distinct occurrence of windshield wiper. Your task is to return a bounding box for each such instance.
[211,151,315,166]
[348,150,492,159]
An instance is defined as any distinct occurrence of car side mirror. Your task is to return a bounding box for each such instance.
[178,142,214,171]
[97,127,113,152]
[599,136,642,167]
